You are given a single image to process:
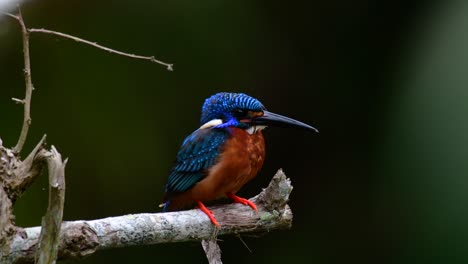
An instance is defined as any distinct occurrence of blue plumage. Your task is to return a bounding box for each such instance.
[200,93,265,125]
[165,128,229,194]
[162,92,317,222]
[163,93,265,211]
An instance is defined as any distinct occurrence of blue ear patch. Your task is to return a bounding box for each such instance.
[164,128,230,194]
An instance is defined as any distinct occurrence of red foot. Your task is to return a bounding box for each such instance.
[196,201,220,228]
[226,192,258,212]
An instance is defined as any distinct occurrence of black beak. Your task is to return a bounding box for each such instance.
[249,110,318,132]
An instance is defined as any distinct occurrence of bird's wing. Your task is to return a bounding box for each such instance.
[165,128,229,194]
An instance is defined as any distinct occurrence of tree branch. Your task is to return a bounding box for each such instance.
[2,135,47,203]
[27,28,174,71]
[35,146,67,264]
[13,7,33,154]
[2,170,293,263]
[1,12,19,21]
[202,238,222,264]
[2,6,176,263]
[4,10,173,71]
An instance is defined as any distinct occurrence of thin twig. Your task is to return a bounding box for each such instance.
[11,97,25,104]
[5,8,173,154]
[13,7,33,154]
[28,28,174,71]
[237,235,253,253]
[1,12,19,20]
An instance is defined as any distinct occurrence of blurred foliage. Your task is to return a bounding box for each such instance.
[1,0,467,263]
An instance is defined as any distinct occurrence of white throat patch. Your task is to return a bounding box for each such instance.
[199,119,223,129]
[246,125,267,135]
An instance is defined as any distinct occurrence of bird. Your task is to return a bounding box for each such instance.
[160,92,317,227]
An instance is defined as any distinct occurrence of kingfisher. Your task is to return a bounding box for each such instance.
[161,92,317,227]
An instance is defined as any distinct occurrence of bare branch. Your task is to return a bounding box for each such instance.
[35,146,67,264]
[202,238,222,264]
[5,5,173,154]
[11,98,25,104]
[28,28,174,71]
[0,140,67,263]
[1,12,19,20]
[3,135,47,203]
[12,7,33,154]
[3,170,293,263]
[5,6,173,155]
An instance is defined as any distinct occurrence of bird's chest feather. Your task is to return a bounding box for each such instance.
[206,127,265,196]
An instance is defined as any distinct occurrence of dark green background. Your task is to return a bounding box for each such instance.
[1,0,468,263]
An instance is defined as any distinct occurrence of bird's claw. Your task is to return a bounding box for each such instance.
[227,192,258,213]
[197,201,220,228]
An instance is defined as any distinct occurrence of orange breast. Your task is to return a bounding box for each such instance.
[170,128,265,209]
[206,127,265,195]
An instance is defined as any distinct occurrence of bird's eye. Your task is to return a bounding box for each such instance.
[234,109,248,117]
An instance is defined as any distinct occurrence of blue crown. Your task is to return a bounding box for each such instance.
[200,92,265,124]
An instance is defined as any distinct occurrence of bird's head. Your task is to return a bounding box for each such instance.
[199,92,318,133]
